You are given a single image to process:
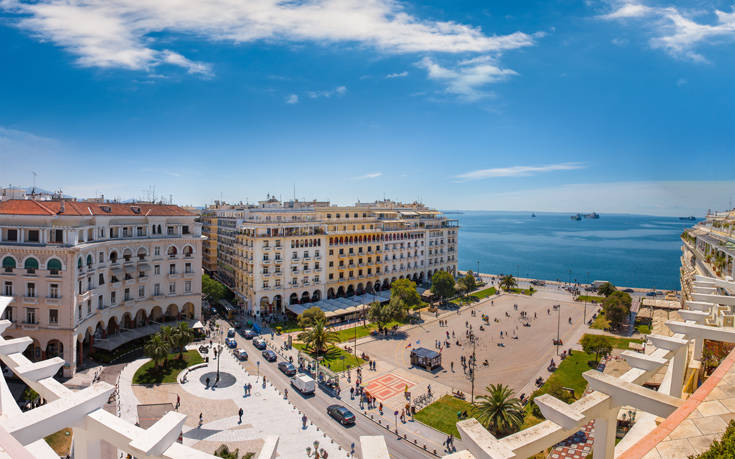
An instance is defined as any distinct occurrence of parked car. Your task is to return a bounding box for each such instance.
[227,327,236,338]
[253,337,267,350]
[243,329,257,339]
[291,374,315,395]
[646,291,657,297]
[278,361,297,376]
[327,405,356,425]
[623,288,635,293]
[234,348,248,361]
[262,350,277,362]
[225,337,237,348]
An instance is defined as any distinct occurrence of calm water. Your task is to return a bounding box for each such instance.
[453,211,696,290]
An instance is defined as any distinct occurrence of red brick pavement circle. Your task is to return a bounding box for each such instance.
[364,373,415,401]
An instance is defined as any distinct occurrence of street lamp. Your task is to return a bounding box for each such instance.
[553,304,561,355]
[215,343,223,383]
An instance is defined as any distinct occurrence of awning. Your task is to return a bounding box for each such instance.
[192,320,204,329]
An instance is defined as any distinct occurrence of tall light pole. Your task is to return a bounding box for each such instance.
[469,331,477,403]
[554,304,561,356]
[216,343,223,383]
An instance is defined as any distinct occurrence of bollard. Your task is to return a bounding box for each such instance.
[413,439,417,444]
[423,445,426,450]
[403,434,407,439]
[433,450,436,455]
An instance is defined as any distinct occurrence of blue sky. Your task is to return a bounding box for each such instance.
[0,0,733,216]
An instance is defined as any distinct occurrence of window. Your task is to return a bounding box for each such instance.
[27,230,39,242]
[98,295,103,309]
[25,308,36,324]
[26,282,35,298]
[24,257,39,274]
[139,286,145,298]
[78,304,82,320]
[3,282,11,296]
[155,265,161,275]
[167,226,176,236]
[303,251,309,258]
[183,225,190,234]
[154,246,161,256]
[2,256,15,273]
[124,288,131,301]
[154,284,161,296]
[169,282,176,294]
[99,273,105,285]
[2,306,12,322]
[169,264,176,274]
[87,300,91,314]
[49,309,58,324]
[111,292,116,305]
[7,229,17,241]
[329,273,334,280]
[185,281,192,293]
[49,284,58,298]
[78,280,82,293]
[137,226,144,237]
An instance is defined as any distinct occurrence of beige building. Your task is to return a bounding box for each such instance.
[203,198,458,318]
[0,199,203,376]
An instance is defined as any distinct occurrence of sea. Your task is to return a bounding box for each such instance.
[453,211,697,291]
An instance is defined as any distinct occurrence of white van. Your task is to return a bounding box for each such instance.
[291,373,315,395]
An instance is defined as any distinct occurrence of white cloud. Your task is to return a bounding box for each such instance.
[1,0,537,76]
[306,85,347,99]
[676,77,687,86]
[353,172,382,180]
[285,94,299,104]
[454,162,585,181]
[416,55,517,101]
[386,71,408,78]
[601,1,735,62]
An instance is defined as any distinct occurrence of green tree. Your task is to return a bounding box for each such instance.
[202,273,228,302]
[159,325,175,348]
[144,333,170,368]
[367,297,408,333]
[580,334,613,363]
[297,318,339,356]
[431,271,455,301]
[597,282,616,297]
[472,384,524,437]
[602,291,632,330]
[391,278,422,309]
[171,322,194,359]
[499,274,517,292]
[298,306,326,329]
[459,271,477,296]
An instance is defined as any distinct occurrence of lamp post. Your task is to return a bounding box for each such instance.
[554,304,561,355]
[215,343,223,383]
[256,360,260,382]
[469,331,477,403]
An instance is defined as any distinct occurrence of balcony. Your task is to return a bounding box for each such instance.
[46,296,62,305]
[23,296,38,304]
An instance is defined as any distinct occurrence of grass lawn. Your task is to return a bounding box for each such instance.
[536,350,596,399]
[590,313,610,330]
[45,428,73,456]
[414,394,473,438]
[506,288,535,296]
[271,318,301,334]
[577,295,605,303]
[332,319,407,343]
[635,323,651,334]
[581,334,643,350]
[293,343,365,372]
[133,350,204,384]
[450,287,498,306]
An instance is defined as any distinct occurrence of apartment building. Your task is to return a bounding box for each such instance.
[0,199,203,376]
[204,198,458,317]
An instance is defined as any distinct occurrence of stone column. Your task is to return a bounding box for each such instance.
[669,344,688,398]
[693,337,704,361]
[593,409,617,459]
[73,427,101,459]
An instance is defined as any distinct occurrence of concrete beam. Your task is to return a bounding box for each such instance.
[583,371,683,418]
[686,301,714,312]
[0,337,32,356]
[666,321,735,342]
[0,297,11,317]
[256,436,279,459]
[621,351,668,372]
[678,310,709,324]
[458,418,515,459]
[0,319,12,334]
[8,384,113,445]
[692,293,735,306]
[359,435,390,459]
[693,287,717,294]
[14,358,65,382]
[533,394,584,430]
[647,334,688,351]
[128,411,186,456]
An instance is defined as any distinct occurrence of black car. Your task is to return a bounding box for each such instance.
[252,338,267,349]
[262,349,277,362]
[327,405,356,425]
[623,288,635,293]
[278,361,297,376]
[243,329,257,339]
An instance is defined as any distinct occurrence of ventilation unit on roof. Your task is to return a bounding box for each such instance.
[101,205,112,213]
[131,206,141,214]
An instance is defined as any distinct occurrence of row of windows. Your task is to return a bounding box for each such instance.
[1,306,55,325]
[77,263,194,293]
[3,281,58,298]
[2,256,61,274]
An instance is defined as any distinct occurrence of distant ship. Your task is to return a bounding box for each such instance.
[584,212,600,219]
[571,214,582,221]
[679,216,696,221]
[531,212,536,218]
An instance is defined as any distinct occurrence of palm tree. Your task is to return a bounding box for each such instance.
[472,384,524,437]
[159,325,174,347]
[297,318,339,356]
[499,275,517,292]
[144,333,170,368]
[171,322,194,359]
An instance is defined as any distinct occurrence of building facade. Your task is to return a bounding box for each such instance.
[203,198,458,316]
[0,199,203,376]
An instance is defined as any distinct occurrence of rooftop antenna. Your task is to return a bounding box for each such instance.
[32,171,37,194]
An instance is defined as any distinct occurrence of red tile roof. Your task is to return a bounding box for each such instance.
[0,200,196,217]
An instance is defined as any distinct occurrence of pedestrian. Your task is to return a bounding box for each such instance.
[238,408,243,424]
[302,414,308,429]
[379,402,383,413]
[206,377,211,388]
[350,387,355,399]
[243,384,248,397]
[450,361,454,372]
[199,412,203,427]
[284,388,288,399]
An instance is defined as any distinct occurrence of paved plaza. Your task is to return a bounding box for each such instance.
[358,291,593,398]
[118,345,349,458]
